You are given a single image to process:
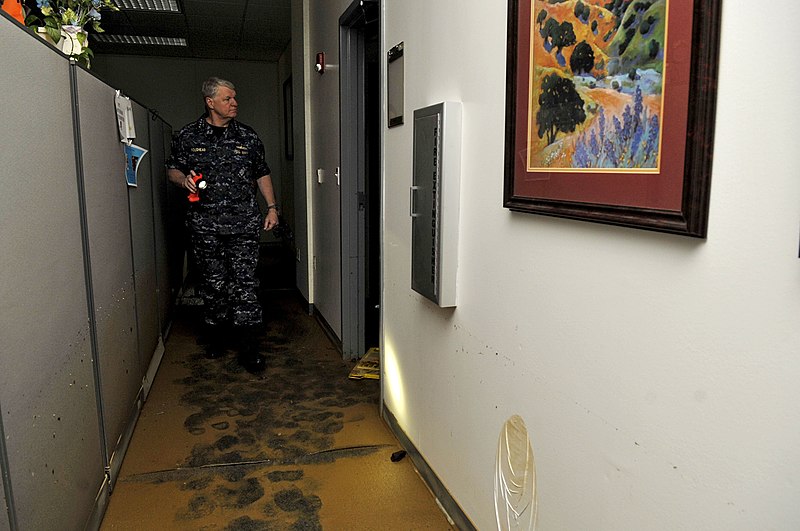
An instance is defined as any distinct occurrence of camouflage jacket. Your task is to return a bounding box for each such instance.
[167,116,271,234]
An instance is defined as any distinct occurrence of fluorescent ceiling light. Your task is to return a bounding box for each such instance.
[113,0,180,12]
[93,35,187,46]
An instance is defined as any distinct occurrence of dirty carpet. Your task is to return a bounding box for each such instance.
[100,254,453,530]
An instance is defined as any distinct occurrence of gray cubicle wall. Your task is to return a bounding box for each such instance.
[149,117,180,337]
[74,69,144,485]
[0,20,105,530]
[1,414,11,531]
[1,479,8,531]
[128,100,162,381]
[1,13,182,528]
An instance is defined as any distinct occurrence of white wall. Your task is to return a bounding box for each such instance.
[376,1,800,530]
[305,0,352,337]
[277,44,295,249]
[292,0,311,303]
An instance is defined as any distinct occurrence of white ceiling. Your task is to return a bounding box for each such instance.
[93,0,292,61]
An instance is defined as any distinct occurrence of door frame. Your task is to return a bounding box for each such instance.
[339,0,379,360]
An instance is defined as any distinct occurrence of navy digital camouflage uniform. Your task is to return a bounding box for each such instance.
[166,115,271,328]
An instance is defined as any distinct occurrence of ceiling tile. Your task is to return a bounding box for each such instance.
[95,0,292,62]
[185,15,241,33]
[183,0,245,18]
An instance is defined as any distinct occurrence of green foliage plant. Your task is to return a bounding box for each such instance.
[25,0,119,66]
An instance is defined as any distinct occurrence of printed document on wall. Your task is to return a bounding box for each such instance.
[115,90,136,142]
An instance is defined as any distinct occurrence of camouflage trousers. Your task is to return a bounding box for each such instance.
[191,231,262,327]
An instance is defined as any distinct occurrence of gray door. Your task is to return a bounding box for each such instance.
[339,0,381,359]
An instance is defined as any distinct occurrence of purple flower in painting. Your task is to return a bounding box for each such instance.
[633,86,644,132]
[589,130,600,158]
[631,122,643,159]
[613,116,622,147]
[573,135,590,168]
[644,114,660,160]
[598,108,606,146]
[622,105,633,144]
[604,138,617,164]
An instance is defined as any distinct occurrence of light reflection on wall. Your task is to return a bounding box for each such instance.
[381,336,407,423]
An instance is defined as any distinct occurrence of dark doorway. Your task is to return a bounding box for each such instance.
[340,0,380,360]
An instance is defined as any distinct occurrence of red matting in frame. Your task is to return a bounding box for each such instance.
[503,0,721,237]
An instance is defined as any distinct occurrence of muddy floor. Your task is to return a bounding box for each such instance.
[100,256,453,530]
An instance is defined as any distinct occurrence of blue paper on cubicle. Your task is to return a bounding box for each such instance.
[124,143,148,187]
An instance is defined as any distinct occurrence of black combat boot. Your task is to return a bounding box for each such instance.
[235,325,266,374]
[200,323,228,359]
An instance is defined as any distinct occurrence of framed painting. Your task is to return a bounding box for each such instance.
[503,0,722,237]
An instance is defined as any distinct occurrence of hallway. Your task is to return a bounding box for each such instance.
[99,246,453,530]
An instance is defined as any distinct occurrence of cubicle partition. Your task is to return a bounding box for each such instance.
[0,481,8,531]
[127,101,157,376]
[1,14,182,530]
[149,117,183,340]
[0,28,105,530]
[74,70,144,487]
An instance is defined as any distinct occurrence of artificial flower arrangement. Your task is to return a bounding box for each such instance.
[24,0,118,65]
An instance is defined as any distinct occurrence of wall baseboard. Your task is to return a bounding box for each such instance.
[142,337,166,399]
[86,473,110,531]
[382,405,476,531]
[312,306,343,354]
[107,387,144,492]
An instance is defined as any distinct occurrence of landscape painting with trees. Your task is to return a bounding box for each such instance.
[528,0,667,171]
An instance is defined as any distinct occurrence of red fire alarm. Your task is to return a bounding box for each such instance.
[315,52,325,74]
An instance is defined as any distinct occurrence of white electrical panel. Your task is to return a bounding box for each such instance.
[410,101,462,307]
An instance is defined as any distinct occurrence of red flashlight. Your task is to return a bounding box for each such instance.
[187,173,206,202]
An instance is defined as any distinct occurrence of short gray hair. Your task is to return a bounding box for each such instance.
[202,77,235,105]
